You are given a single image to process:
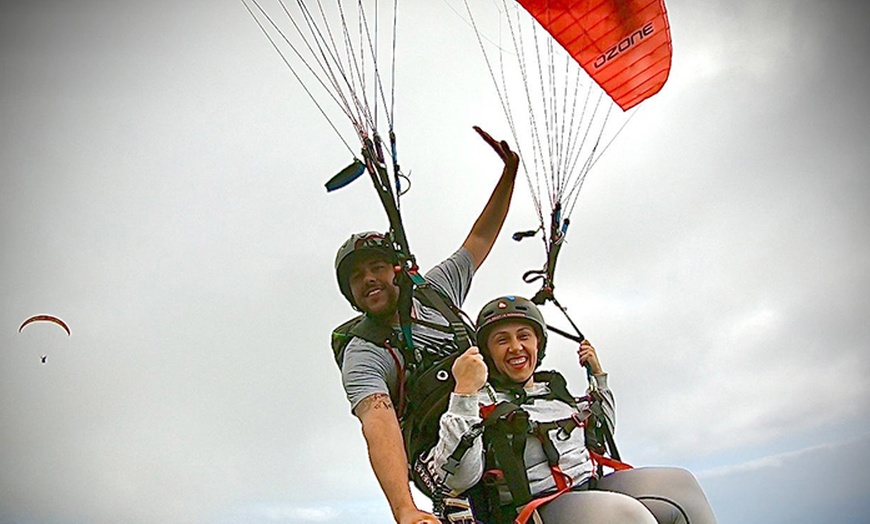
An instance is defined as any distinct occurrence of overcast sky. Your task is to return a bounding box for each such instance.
[1,1,868,523]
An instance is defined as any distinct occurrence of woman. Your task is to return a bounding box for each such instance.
[419,295,717,524]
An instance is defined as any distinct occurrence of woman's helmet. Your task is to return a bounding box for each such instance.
[475,295,548,363]
[334,231,393,308]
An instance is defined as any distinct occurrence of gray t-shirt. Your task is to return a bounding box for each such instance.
[341,248,475,411]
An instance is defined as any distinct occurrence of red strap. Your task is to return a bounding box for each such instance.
[588,450,633,472]
[551,465,570,491]
[515,453,633,524]
[514,466,572,524]
[383,341,405,415]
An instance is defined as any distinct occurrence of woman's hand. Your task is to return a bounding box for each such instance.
[452,346,489,395]
[578,339,605,376]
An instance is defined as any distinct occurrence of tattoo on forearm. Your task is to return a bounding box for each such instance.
[355,393,394,417]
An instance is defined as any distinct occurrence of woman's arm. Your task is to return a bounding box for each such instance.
[418,392,486,495]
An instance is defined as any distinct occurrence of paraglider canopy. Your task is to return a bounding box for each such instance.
[516,0,672,110]
[18,315,71,336]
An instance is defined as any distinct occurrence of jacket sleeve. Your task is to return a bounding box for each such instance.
[591,373,616,433]
[417,392,486,495]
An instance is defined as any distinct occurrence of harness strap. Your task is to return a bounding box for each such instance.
[489,405,534,506]
[587,388,621,461]
[415,283,474,350]
[534,418,582,446]
[534,423,563,468]
[533,371,576,407]
[588,449,633,472]
[383,340,406,416]
[513,466,573,524]
[511,417,578,524]
[443,428,482,476]
[444,401,522,476]
[412,317,458,334]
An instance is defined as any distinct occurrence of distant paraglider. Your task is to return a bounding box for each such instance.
[18,315,71,363]
[18,314,71,336]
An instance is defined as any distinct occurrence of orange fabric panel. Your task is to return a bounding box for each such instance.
[516,0,672,110]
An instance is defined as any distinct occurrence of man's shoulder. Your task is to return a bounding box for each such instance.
[425,247,474,279]
[344,333,385,352]
[423,247,475,308]
[331,314,393,369]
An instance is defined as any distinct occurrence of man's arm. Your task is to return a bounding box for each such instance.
[355,393,440,524]
[461,126,519,270]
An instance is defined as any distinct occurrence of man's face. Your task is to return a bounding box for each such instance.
[348,253,400,319]
[485,320,539,385]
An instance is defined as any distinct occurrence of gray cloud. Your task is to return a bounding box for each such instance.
[2,1,868,522]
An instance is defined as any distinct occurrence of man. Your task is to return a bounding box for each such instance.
[334,127,518,524]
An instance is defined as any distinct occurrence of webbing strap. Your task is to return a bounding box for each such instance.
[532,417,585,498]
[513,466,573,524]
[414,283,474,350]
[588,388,621,462]
[486,403,533,506]
[499,449,630,524]
[361,140,416,359]
[384,340,406,416]
[588,450,633,472]
[443,402,520,476]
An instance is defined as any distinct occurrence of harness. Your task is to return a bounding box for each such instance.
[330,281,476,499]
[438,371,631,524]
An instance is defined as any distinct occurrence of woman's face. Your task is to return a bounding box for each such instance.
[485,320,539,385]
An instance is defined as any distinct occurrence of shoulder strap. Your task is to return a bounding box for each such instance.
[414,282,475,351]
[330,314,396,369]
[483,402,534,506]
[348,314,394,346]
[533,370,576,406]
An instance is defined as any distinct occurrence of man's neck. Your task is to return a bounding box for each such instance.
[369,302,416,327]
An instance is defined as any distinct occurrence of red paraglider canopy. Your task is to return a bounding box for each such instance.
[18,315,71,336]
[516,0,672,110]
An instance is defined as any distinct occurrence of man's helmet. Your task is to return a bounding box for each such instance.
[335,231,394,308]
[475,295,548,362]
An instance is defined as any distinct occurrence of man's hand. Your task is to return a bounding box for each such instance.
[397,507,441,524]
[452,346,488,395]
[462,126,519,270]
[355,394,432,524]
[474,126,519,172]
